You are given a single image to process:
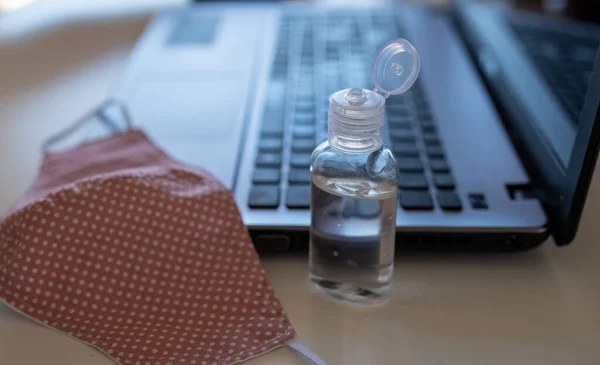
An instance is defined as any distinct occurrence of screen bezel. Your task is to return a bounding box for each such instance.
[552,49,600,244]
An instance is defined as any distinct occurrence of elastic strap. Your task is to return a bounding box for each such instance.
[42,98,133,153]
[288,341,327,365]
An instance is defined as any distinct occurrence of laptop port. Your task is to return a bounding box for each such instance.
[506,183,537,200]
[254,235,291,253]
[422,236,437,245]
[507,235,524,249]
[456,236,472,245]
[401,235,420,245]
[438,237,454,245]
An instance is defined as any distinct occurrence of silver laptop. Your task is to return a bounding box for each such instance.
[111,1,600,252]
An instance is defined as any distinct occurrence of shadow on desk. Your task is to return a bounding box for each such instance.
[262,248,592,347]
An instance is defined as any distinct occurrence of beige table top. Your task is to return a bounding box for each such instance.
[1,2,599,365]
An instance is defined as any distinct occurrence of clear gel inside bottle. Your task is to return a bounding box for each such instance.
[309,39,420,306]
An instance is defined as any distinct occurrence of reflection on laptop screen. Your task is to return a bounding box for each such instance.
[506,10,599,168]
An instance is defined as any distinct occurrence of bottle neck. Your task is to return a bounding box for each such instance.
[327,88,386,153]
[328,127,383,153]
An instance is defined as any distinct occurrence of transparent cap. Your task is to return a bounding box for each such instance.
[371,38,420,97]
[327,38,420,152]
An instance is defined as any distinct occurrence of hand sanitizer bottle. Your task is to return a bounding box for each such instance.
[309,39,420,305]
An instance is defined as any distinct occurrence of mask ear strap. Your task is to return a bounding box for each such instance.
[288,341,327,365]
[42,98,133,153]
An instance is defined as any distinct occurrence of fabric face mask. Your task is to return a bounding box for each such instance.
[0,101,323,365]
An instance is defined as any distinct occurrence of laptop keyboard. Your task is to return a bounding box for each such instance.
[249,11,462,212]
[509,19,599,123]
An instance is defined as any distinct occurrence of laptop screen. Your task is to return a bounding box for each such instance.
[455,1,600,244]
[505,12,600,245]
[558,44,600,243]
[506,11,599,169]
[512,15,600,244]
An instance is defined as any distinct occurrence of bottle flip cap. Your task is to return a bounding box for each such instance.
[327,38,420,150]
[371,38,420,97]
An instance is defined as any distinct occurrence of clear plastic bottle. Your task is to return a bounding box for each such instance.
[309,39,420,305]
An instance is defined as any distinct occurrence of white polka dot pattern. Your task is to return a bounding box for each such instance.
[0,131,296,365]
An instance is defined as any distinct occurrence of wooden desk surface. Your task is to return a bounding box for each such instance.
[1,2,599,365]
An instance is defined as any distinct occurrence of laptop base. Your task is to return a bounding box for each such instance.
[251,230,549,253]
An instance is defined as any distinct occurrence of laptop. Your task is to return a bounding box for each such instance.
[110,0,600,252]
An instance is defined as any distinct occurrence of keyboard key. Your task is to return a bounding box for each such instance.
[296,101,315,114]
[387,97,405,106]
[261,119,284,136]
[253,168,280,184]
[296,93,314,102]
[288,168,311,184]
[437,191,462,211]
[249,185,280,209]
[256,153,282,167]
[416,113,433,123]
[433,173,455,189]
[356,200,381,218]
[261,81,285,134]
[388,114,410,122]
[418,110,433,120]
[292,138,316,152]
[423,134,441,146]
[400,190,434,210]
[421,123,436,133]
[293,125,316,138]
[290,153,312,167]
[388,119,412,129]
[259,138,283,152]
[398,173,428,189]
[390,130,416,143]
[297,80,312,89]
[295,113,316,125]
[427,146,445,158]
[387,105,409,117]
[469,193,488,209]
[414,100,429,112]
[272,66,287,77]
[397,157,423,172]
[429,158,450,173]
[392,143,419,157]
[286,185,311,209]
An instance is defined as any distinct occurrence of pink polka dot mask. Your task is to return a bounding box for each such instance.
[0,104,308,365]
